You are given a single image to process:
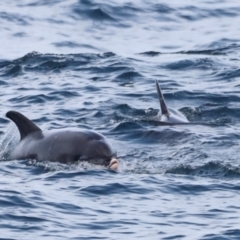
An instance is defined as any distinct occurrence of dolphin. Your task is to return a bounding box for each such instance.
[6,111,118,170]
[155,80,189,124]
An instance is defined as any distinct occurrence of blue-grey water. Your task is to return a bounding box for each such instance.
[1,0,240,239]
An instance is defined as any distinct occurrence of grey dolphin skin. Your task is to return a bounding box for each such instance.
[6,111,118,170]
[155,80,189,124]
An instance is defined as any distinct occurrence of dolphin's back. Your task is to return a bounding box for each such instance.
[6,111,116,165]
[11,129,116,165]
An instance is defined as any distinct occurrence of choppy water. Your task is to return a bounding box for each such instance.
[1,0,240,239]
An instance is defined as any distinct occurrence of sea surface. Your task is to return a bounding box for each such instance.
[1,0,240,239]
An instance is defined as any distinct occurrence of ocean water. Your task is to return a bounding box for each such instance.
[1,0,240,239]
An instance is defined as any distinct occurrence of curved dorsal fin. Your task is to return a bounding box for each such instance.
[155,80,170,117]
[6,111,41,140]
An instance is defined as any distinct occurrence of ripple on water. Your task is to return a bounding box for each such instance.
[0,52,118,76]
[166,161,240,179]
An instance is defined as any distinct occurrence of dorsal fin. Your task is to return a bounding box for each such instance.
[155,80,170,117]
[6,111,41,140]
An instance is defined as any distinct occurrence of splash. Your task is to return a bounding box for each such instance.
[27,159,110,172]
[0,123,19,160]
[120,157,164,174]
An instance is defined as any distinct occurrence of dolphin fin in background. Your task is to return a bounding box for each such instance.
[6,111,42,140]
[155,80,169,118]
